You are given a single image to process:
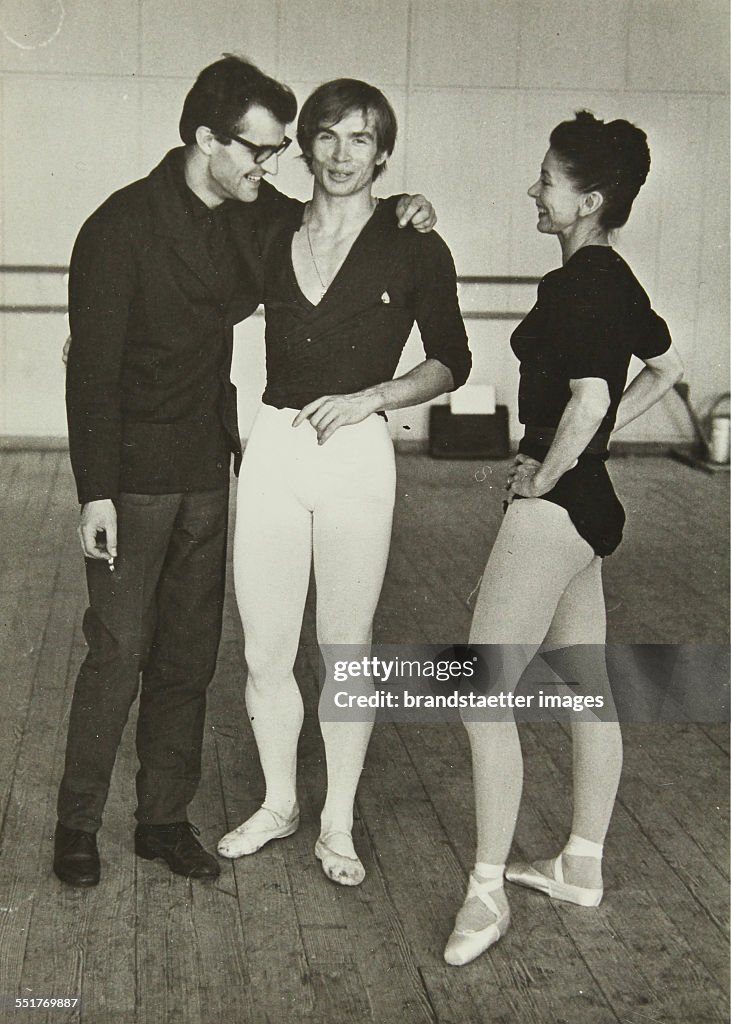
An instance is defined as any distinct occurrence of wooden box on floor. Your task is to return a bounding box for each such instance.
[429,404,510,459]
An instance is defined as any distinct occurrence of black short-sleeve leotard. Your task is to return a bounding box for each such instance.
[511,245,671,556]
[258,196,471,409]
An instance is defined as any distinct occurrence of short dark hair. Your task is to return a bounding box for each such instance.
[549,110,651,230]
[179,55,297,145]
[297,79,397,182]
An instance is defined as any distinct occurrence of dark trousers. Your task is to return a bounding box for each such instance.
[57,487,229,832]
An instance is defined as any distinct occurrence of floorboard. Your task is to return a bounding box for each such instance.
[0,450,727,1024]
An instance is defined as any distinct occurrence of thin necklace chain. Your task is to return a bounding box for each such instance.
[305,218,329,296]
[304,198,379,297]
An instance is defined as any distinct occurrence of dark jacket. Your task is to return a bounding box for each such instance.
[66,148,293,504]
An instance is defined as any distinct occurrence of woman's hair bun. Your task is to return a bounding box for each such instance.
[605,117,650,187]
[549,110,651,229]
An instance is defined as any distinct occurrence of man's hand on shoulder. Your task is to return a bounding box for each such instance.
[395,194,437,232]
[79,499,117,564]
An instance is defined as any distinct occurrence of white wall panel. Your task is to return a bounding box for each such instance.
[3,314,67,435]
[0,74,4,432]
[410,0,520,88]
[464,319,522,438]
[627,0,729,93]
[653,96,708,288]
[2,78,140,264]
[279,0,409,86]
[0,0,138,75]
[0,76,3,267]
[405,90,518,275]
[649,95,708,402]
[232,314,267,440]
[140,1,278,79]
[139,78,191,175]
[517,0,628,91]
[686,94,730,417]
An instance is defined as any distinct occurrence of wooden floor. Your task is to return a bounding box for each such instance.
[0,450,728,1024]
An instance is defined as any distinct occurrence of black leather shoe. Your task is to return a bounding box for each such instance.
[135,822,220,880]
[53,821,100,887]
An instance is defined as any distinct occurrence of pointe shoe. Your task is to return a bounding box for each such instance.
[217,805,299,859]
[315,831,365,886]
[444,873,510,966]
[505,852,603,907]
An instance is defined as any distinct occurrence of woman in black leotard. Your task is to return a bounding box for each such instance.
[444,111,683,966]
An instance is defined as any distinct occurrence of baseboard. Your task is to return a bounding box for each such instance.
[393,439,689,458]
[393,438,430,455]
[0,435,70,451]
[0,435,694,460]
[610,440,680,457]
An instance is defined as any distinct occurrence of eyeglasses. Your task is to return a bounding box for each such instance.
[218,132,292,164]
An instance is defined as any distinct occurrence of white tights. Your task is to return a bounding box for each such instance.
[233,405,396,836]
[465,498,623,870]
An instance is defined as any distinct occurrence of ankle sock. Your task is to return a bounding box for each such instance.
[564,833,604,859]
[473,861,505,884]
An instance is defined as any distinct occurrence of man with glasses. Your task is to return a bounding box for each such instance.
[55,56,435,888]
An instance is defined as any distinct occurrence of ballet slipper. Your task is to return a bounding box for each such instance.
[314,830,365,886]
[217,804,299,859]
[506,835,603,907]
[444,872,510,966]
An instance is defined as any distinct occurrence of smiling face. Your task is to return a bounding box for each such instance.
[206,103,286,203]
[527,148,586,235]
[310,108,386,199]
